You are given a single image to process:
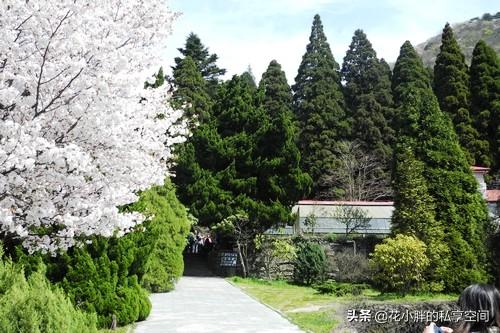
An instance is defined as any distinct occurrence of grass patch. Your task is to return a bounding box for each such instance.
[288,310,338,333]
[229,277,457,333]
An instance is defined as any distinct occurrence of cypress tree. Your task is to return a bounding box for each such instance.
[392,42,491,292]
[241,66,257,91]
[391,140,449,290]
[174,32,226,85]
[256,60,311,208]
[292,14,347,197]
[171,56,212,124]
[391,41,431,107]
[469,40,500,172]
[433,23,484,165]
[341,29,395,171]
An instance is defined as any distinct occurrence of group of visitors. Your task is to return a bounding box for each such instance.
[423,283,500,333]
[186,230,214,255]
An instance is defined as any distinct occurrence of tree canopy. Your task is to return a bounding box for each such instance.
[292,14,347,198]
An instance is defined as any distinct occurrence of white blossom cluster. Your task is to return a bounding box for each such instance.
[0,1,187,252]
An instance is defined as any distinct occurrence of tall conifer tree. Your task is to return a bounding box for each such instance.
[434,23,484,165]
[392,42,491,291]
[173,33,226,95]
[391,41,431,106]
[256,60,311,206]
[171,56,212,124]
[470,40,500,173]
[341,29,395,171]
[292,14,347,197]
[391,140,449,288]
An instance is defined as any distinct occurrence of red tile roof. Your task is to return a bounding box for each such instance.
[486,190,500,203]
[298,200,394,206]
[471,166,490,173]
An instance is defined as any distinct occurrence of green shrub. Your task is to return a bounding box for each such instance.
[0,247,97,333]
[369,235,430,294]
[128,180,190,292]
[293,242,328,285]
[60,237,151,329]
[254,235,297,279]
[8,178,190,329]
[314,280,368,296]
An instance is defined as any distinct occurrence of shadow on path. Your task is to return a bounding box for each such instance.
[183,253,214,277]
[134,276,304,333]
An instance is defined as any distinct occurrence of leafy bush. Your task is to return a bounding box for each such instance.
[293,241,328,285]
[8,179,190,329]
[369,235,430,294]
[314,280,368,296]
[254,235,296,279]
[59,239,151,328]
[126,180,191,292]
[333,251,371,283]
[0,247,97,333]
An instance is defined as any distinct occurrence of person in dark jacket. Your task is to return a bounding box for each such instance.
[423,284,500,333]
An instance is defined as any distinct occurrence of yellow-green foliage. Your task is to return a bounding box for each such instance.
[370,235,430,293]
[128,179,191,292]
[0,248,97,333]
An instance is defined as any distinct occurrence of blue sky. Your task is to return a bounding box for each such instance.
[164,0,498,83]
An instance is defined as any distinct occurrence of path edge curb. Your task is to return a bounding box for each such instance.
[225,278,311,333]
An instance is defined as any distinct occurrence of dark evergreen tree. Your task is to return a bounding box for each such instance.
[392,42,492,291]
[391,41,431,107]
[241,65,257,91]
[173,33,226,88]
[256,60,311,208]
[292,14,347,197]
[171,56,213,124]
[391,139,449,290]
[341,29,395,174]
[144,67,165,89]
[433,23,484,165]
[173,120,231,226]
[175,73,309,232]
[469,40,500,172]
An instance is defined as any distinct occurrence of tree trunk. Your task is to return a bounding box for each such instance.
[237,242,247,277]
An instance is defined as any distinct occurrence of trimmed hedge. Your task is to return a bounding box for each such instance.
[9,178,190,329]
[0,247,97,333]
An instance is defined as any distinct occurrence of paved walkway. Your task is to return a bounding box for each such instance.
[134,277,304,333]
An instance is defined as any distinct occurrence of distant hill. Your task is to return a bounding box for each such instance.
[415,12,500,68]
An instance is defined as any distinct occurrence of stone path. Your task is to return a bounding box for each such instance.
[134,276,304,333]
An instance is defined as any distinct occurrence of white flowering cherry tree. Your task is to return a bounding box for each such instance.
[0,1,187,252]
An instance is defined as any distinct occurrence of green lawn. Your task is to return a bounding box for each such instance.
[229,277,457,333]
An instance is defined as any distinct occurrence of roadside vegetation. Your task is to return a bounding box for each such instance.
[230,277,458,333]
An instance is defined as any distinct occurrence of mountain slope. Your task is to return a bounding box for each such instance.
[416,12,500,68]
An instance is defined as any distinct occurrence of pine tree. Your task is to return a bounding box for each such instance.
[173,33,226,89]
[469,40,500,172]
[292,14,347,197]
[256,60,311,207]
[341,29,395,172]
[433,23,484,165]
